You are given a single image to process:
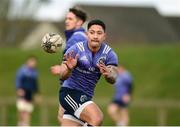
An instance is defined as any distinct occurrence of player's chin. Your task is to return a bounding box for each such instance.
[91,41,100,47]
[65,26,73,31]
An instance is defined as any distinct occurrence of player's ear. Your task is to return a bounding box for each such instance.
[77,19,83,26]
[103,33,106,40]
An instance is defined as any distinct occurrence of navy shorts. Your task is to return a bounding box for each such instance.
[18,90,33,101]
[59,87,93,119]
[112,99,130,108]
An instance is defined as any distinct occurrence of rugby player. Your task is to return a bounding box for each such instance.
[51,19,118,126]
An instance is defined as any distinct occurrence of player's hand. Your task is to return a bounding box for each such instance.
[122,94,131,104]
[97,62,110,77]
[51,65,62,75]
[17,89,25,97]
[63,50,79,70]
[97,63,118,84]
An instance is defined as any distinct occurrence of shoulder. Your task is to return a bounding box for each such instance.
[125,71,133,80]
[102,43,112,55]
[76,41,86,52]
[120,71,133,81]
[18,65,26,72]
[102,43,118,66]
[65,41,86,55]
[73,31,86,38]
[66,31,87,49]
[16,65,27,76]
[102,43,117,57]
[71,31,87,41]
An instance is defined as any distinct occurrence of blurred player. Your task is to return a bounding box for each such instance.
[51,19,118,126]
[107,66,133,126]
[15,55,40,126]
[51,7,88,124]
[63,7,87,54]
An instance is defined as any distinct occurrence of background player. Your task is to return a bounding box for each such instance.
[63,7,87,54]
[15,55,40,126]
[51,19,118,126]
[107,66,133,126]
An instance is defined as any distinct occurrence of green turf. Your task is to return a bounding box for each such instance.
[0,44,180,125]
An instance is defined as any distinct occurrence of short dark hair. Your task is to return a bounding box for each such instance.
[26,55,37,61]
[87,19,106,32]
[69,8,87,22]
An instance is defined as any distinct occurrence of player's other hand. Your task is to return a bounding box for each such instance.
[17,89,25,97]
[51,65,62,75]
[97,62,110,77]
[63,50,79,70]
[122,94,131,104]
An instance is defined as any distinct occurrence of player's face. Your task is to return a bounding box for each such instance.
[87,25,106,50]
[27,58,37,68]
[65,12,79,30]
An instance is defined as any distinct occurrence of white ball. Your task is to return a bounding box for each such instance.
[41,33,63,53]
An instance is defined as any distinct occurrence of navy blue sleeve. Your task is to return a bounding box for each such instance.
[106,50,118,66]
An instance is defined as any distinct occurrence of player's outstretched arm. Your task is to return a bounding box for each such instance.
[51,51,79,80]
[97,63,118,84]
[51,64,70,80]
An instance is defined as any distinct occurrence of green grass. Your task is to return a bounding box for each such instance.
[0,44,180,125]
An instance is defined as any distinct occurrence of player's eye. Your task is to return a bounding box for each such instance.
[90,31,94,34]
[69,17,73,20]
[97,31,103,35]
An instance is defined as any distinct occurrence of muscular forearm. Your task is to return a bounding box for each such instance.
[104,65,118,84]
[60,63,72,80]
[51,64,71,80]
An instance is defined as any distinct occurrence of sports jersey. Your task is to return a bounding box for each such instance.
[62,41,118,97]
[64,27,87,54]
[16,65,38,101]
[113,70,133,100]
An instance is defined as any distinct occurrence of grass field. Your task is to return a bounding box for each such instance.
[0,44,180,125]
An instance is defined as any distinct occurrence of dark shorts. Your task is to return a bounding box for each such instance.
[18,90,33,101]
[112,99,130,108]
[59,87,93,119]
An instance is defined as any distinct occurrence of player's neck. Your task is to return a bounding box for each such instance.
[75,25,82,30]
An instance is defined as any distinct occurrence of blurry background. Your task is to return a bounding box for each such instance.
[0,0,180,125]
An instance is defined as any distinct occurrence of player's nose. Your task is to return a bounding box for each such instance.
[93,33,98,39]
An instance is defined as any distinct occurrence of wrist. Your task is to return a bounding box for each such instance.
[59,63,72,80]
[64,62,73,72]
